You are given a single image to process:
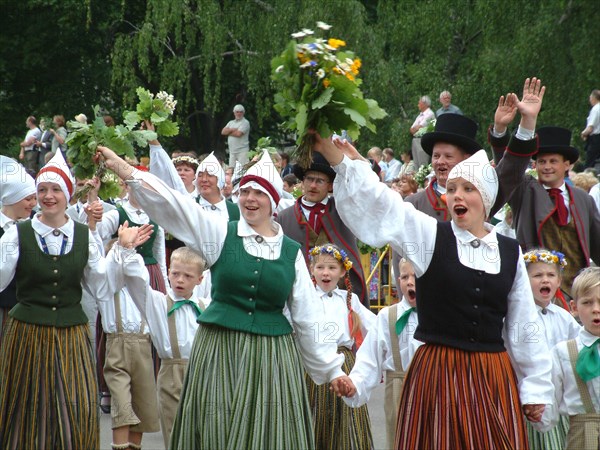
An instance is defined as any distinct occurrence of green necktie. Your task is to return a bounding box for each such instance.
[395,307,416,335]
[576,338,600,382]
[168,300,203,321]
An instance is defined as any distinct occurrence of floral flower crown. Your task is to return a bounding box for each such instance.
[523,250,568,269]
[309,245,353,271]
[172,155,199,168]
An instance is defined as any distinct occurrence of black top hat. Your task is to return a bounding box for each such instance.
[292,152,336,181]
[534,126,579,163]
[421,113,481,156]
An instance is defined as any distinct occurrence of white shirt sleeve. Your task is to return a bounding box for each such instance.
[332,156,437,276]
[126,171,228,266]
[502,250,554,406]
[287,249,345,384]
[149,144,188,194]
[345,310,391,407]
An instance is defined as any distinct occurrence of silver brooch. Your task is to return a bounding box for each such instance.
[211,205,217,211]
[470,239,481,248]
[541,308,548,315]
[255,236,264,243]
[52,229,62,237]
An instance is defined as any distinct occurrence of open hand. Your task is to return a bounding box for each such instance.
[517,77,546,120]
[494,93,518,133]
[117,221,154,249]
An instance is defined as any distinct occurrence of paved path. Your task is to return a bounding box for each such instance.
[100,381,389,449]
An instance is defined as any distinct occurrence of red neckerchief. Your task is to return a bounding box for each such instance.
[301,200,327,234]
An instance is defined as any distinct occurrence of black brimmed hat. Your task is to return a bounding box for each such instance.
[293,152,336,181]
[421,113,481,156]
[534,126,579,163]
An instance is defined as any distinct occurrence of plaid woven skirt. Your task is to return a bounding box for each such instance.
[395,343,529,450]
[0,318,98,449]
[169,324,315,449]
[305,346,373,450]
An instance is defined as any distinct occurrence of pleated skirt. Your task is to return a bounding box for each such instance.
[305,347,373,450]
[0,318,99,450]
[395,344,529,450]
[169,324,315,450]
[526,415,569,450]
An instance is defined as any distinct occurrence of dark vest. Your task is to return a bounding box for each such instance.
[115,206,158,265]
[0,226,18,309]
[12,220,89,327]
[415,222,519,352]
[541,218,586,297]
[276,197,367,305]
[200,221,298,336]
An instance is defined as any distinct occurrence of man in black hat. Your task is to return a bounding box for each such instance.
[499,125,600,297]
[406,78,545,222]
[275,152,368,306]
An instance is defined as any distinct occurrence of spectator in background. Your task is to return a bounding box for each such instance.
[74,113,88,124]
[282,173,299,193]
[398,149,417,177]
[409,96,435,169]
[35,118,53,169]
[280,152,294,177]
[581,89,600,169]
[221,104,250,167]
[382,148,401,182]
[367,147,385,181]
[19,116,41,174]
[50,115,68,156]
[436,90,463,117]
[396,175,418,199]
[103,115,115,127]
[570,171,599,193]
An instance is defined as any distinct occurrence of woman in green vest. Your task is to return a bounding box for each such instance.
[0,151,110,449]
[95,146,352,449]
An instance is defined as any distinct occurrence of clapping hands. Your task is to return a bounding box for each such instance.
[117,221,154,250]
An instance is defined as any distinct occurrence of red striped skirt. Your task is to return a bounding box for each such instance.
[395,344,528,450]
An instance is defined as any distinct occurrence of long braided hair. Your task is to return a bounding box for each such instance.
[309,243,363,343]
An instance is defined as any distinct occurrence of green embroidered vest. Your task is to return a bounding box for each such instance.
[12,220,89,326]
[200,222,299,336]
[115,206,158,265]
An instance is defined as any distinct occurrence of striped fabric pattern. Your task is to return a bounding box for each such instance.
[395,344,529,450]
[169,325,315,449]
[0,307,9,346]
[526,415,568,449]
[305,347,373,450]
[0,318,98,449]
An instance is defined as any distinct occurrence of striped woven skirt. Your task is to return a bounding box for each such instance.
[169,324,315,449]
[526,415,569,449]
[0,318,98,449]
[395,344,529,450]
[305,346,373,450]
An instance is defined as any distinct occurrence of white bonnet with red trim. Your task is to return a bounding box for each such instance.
[239,150,283,213]
[35,150,75,201]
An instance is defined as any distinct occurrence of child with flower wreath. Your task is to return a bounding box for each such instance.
[307,243,375,450]
[523,248,581,449]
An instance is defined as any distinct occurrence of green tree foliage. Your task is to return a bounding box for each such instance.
[2,0,598,164]
[0,0,132,158]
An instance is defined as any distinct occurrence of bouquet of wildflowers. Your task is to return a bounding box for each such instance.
[124,88,179,137]
[272,22,387,167]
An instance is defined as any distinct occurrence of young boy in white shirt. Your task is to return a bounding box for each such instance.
[536,267,600,449]
[103,235,160,450]
[341,258,423,449]
[108,227,206,449]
